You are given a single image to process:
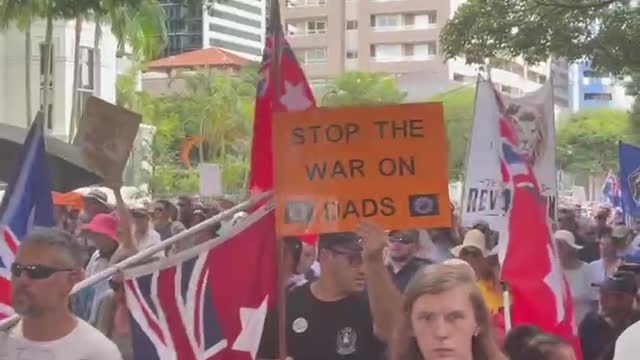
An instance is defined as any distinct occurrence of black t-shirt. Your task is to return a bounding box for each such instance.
[387,257,431,291]
[579,310,640,360]
[258,283,385,360]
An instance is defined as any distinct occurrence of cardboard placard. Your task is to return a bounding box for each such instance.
[199,163,223,197]
[74,97,141,182]
[273,103,451,236]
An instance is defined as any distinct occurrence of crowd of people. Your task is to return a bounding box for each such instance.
[2,187,640,360]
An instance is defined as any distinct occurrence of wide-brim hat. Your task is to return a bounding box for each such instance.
[451,229,489,258]
[83,189,111,209]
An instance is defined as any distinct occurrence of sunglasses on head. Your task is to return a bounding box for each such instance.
[328,247,364,267]
[109,279,124,292]
[11,263,73,280]
[389,237,414,245]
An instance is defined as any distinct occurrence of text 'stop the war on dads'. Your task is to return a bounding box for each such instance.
[273,103,451,236]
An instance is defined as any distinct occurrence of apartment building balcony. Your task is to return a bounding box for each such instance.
[368,28,440,44]
[285,0,328,18]
[287,33,328,48]
[367,0,448,17]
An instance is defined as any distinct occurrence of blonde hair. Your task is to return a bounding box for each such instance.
[391,264,504,360]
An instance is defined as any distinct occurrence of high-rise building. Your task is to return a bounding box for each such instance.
[161,0,267,61]
[568,62,633,112]
[281,0,570,111]
[282,0,448,90]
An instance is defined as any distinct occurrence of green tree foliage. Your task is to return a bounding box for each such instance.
[321,71,407,107]
[557,108,631,175]
[116,66,256,196]
[440,0,640,74]
[428,86,476,181]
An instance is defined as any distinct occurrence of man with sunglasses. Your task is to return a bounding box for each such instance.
[0,229,122,359]
[387,229,431,291]
[259,222,402,360]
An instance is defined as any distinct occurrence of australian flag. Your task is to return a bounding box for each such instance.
[0,115,55,319]
[602,170,622,209]
[125,203,277,360]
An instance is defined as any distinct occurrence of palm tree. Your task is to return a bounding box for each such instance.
[322,71,407,107]
[67,0,167,142]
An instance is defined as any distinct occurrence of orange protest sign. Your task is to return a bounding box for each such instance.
[273,103,451,236]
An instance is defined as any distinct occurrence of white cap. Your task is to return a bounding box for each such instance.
[554,230,582,250]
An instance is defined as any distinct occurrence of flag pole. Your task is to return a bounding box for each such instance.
[0,191,272,331]
[502,281,512,332]
[269,1,288,359]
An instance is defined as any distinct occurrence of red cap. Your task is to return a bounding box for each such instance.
[81,213,119,242]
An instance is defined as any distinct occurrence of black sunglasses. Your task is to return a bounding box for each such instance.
[459,248,484,258]
[11,263,73,280]
[389,237,414,245]
[329,248,364,267]
[109,279,124,292]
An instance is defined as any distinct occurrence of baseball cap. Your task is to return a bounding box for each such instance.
[594,271,638,296]
[81,213,119,242]
[83,189,111,208]
[554,230,582,250]
[612,226,632,240]
[318,232,362,252]
[130,206,150,217]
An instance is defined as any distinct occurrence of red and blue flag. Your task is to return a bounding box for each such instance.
[0,116,55,319]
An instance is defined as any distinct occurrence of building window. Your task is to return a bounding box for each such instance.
[346,20,358,30]
[371,14,401,28]
[77,47,95,119]
[489,58,525,77]
[295,47,328,64]
[306,19,327,34]
[527,70,547,84]
[346,49,358,59]
[583,70,605,78]
[39,43,54,129]
[584,93,612,101]
[372,11,437,30]
[287,0,326,7]
[370,42,436,61]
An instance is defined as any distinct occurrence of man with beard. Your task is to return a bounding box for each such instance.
[0,229,121,359]
[386,229,431,291]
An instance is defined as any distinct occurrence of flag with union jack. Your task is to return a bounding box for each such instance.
[248,0,315,195]
[0,115,55,319]
[484,80,582,358]
[602,170,622,209]
[124,202,277,360]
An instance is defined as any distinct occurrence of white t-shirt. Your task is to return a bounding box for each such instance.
[564,262,597,326]
[614,319,640,360]
[0,317,122,360]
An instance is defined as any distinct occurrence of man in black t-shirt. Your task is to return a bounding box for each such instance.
[258,223,401,360]
[387,229,431,291]
[579,271,640,360]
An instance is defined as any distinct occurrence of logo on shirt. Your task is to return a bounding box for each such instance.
[336,327,357,355]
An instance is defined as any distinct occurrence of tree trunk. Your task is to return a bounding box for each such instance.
[25,23,33,126]
[42,11,54,130]
[94,20,102,105]
[199,115,205,164]
[68,16,82,143]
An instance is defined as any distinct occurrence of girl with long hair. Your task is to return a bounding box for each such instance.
[391,264,506,360]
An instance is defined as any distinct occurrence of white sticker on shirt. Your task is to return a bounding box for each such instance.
[292,317,309,334]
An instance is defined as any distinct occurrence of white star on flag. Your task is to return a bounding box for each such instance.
[232,296,269,359]
[280,81,313,112]
[544,243,565,323]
